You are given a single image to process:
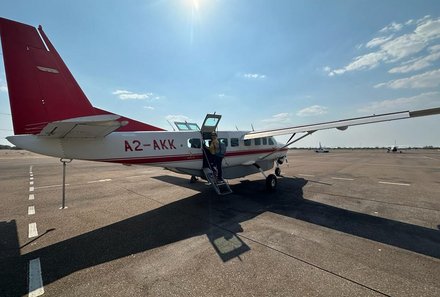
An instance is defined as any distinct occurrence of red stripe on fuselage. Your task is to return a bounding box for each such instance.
[95,148,287,164]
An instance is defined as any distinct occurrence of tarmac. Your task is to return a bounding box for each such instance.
[0,149,439,297]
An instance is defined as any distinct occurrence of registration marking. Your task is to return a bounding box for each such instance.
[28,223,38,238]
[378,181,410,186]
[28,258,44,297]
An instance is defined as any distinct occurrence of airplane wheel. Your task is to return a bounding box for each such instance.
[275,167,281,177]
[266,174,277,191]
[190,175,197,183]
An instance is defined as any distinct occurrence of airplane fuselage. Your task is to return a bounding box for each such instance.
[7,131,287,179]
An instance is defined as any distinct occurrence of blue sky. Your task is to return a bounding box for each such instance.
[1,0,439,147]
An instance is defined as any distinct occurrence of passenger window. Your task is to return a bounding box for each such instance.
[262,137,267,145]
[231,138,239,147]
[188,138,201,148]
[219,138,228,146]
[244,139,251,146]
[268,137,275,145]
[254,138,261,145]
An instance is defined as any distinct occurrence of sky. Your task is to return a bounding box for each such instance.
[1,0,440,148]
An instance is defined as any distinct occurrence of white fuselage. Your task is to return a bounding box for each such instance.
[7,131,287,179]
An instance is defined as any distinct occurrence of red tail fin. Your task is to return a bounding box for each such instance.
[0,18,164,134]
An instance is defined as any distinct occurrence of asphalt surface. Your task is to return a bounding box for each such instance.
[1,149,439,297]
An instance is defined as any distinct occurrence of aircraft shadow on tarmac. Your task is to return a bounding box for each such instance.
[2,176,440,296]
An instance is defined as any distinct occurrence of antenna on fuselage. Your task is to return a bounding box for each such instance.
[167,120,176,131]
[251,124,255,131]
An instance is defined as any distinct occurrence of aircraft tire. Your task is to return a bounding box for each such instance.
[275,167,281,177]
[266,174,277,191]
[190,175,197,183]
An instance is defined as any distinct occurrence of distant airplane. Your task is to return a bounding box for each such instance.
[1,17,440,198]
[387,142,411,153]
[315,142,329,153]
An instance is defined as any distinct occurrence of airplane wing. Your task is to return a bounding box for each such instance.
[244,107,440,140]
[38,115,127,138]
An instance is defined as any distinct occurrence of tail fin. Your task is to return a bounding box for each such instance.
[0,18,164,134]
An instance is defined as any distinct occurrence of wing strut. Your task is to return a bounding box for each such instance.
[261,131,315,160]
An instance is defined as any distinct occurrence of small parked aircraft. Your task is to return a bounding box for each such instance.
[315,142,329,153]
[1,17,439,197]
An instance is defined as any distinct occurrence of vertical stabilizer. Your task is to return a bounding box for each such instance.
[0,18,96,135]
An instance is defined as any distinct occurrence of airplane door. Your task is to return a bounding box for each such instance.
[201,114,222,139]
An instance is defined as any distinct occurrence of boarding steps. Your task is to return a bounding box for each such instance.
[203,168,232,195]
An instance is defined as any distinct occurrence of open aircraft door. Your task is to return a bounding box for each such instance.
[200,114,222,139]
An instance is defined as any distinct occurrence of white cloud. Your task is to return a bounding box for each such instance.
[375,69,440,89]
[262,112,292,124]
[358,92,440,113]
[112,89,153,100]
[296,105,328,117]
[0,85,7,92]
[366,35,394,48]
[388,49,440,73]
[243,73,266,79]
[144,106,155,110]
[327,16,440,76]
[165,114,190,122]
[379,21,403,33]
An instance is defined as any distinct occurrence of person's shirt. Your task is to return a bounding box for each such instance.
[209,138,219,155]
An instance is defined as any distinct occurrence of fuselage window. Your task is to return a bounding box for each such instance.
[268,137,275,145]
[219,138,228,147]
[262,137,267,145]
[231,138,239,147]
[254,138,261,145]
[244,139,251,146]
[188,138,201,148]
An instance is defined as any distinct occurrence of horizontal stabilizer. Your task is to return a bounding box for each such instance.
[38,115,126,138]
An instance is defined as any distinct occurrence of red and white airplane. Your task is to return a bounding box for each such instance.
[1,18,439,195]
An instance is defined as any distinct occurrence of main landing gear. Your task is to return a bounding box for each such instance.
[265,174,277,191]
[255,157,287,191]
[255,164,279,191]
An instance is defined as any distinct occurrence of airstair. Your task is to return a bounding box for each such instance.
[175,113,233,195]
[202,167,232,195]
[200,113,232,195]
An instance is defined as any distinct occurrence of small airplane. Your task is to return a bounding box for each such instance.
[1,17,440,198]
[387,141,410,153]
[315,142,329,153]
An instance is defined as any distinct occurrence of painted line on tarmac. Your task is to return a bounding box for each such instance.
[29,186,34,192]
[28,223,38,238]
[298,174,315,177]
[424,156,440,161]
[36,184,70,189]
[28,258,44,297]
[28,206,35,215]
[331,177,355,181]
[378,181,411,186]
[30,181,34,185]
[29,194,35,200]
[87,179,112,184]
